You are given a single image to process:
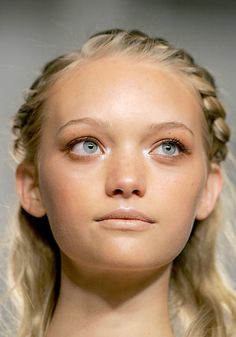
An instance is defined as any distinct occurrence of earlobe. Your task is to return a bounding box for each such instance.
[196,163,223,221]
[16,162,46,218]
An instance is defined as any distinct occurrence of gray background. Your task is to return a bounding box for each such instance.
[0,0,235,328]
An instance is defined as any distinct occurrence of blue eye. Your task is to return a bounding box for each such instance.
[160,142,179,155]
[153,140,184,156]
[82,140,99,153]
[69,138,103,156]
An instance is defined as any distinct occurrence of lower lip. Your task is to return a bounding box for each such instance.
[98,219,154,232]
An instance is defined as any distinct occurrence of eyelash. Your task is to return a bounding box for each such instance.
[63,137,189,157]
[64,136,104,154]
[155,138,188,154]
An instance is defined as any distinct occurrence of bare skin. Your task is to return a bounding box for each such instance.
[16,57,222,337]
[46,264,173,337]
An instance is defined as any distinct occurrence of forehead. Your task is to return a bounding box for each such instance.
[45,56,203,129]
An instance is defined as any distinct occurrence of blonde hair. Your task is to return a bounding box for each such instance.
[9,29,236,337]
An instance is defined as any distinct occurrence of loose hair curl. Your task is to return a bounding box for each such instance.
[10,29,236,337]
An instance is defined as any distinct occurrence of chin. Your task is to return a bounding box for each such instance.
[86,252,174,273]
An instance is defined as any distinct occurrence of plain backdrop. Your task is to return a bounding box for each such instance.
[0,0,235,327]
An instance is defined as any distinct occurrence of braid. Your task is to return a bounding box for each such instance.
[159,40,231,164]
[90,29,231,165]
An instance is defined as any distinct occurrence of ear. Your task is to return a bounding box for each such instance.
[196,163,223,220]
[16,162,46,218]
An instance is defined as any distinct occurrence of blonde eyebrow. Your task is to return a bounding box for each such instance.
[148,121,194,136]
[57,117,194,136]
[57,117,111,134]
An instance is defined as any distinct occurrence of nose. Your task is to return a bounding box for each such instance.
[105,150,146,199]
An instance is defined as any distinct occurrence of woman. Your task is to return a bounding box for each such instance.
[10,29,236,337]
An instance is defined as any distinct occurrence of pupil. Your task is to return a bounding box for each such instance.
[163,143,175,154]
[83,141,98,153]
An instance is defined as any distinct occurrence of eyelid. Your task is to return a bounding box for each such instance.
[64,136,105,155]
[150,138,190,155]
[62,135,191,159]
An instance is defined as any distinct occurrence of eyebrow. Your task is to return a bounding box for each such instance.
[57,117,194,136]
[149,121,194,136]
[57,117,111,134]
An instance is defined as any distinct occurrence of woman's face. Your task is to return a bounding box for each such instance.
[30,57,218,272]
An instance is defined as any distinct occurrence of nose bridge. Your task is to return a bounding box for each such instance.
[105,146,146,198]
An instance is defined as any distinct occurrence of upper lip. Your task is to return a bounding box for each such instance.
[95,209,155,223]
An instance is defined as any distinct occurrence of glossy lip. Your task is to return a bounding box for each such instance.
[95,209,155,231]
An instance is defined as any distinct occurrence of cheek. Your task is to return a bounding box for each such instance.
[152,166,206,252]
[162,176,203,214]
[38,158,100,213]
[37,158,108,259]
[154,157,206,212]
[38,162,92,231]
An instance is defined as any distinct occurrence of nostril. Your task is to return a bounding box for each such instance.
[113,189,123,195]
[133,189,141,196]
[105,174,146,198]
[112,188,142,197]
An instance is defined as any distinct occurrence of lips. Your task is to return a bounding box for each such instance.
[95,209,155,231]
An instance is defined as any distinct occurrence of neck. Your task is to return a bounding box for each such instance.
[45,258,175,337]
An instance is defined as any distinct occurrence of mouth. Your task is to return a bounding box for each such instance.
[95,209,155,232]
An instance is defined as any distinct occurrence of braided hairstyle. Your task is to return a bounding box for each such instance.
[11,29,235,337]
[13,29,230,164]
